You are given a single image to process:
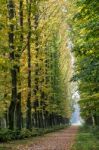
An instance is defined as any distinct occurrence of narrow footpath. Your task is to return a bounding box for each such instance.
[17,126,79,150]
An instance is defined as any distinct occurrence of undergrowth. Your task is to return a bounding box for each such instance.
[0,125,68,142]
[72,125,99,150]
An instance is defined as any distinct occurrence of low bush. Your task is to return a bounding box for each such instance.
[0,125,68,142]
[91,126,99,139]
[0,129,11,142]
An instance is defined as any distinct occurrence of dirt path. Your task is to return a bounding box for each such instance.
[17,126,78,150]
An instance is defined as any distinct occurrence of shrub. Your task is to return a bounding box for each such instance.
[0,129,12,142]
[0,125,68,142]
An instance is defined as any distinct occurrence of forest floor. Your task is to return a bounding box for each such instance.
[0,126,78,150]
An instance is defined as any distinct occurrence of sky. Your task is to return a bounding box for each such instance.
[70,91,83,125]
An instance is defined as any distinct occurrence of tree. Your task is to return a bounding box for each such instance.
[0,0,73,130]
[69,0,99,125]
[8,0,18,130]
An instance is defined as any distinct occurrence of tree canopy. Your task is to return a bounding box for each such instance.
[70,0,99,125]
[0,0,73,130]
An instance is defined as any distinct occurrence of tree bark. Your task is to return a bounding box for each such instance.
[16,0,23,130]
[8,0,17,130]
[26,0,32,130]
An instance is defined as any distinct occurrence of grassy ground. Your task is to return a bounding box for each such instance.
[72,126,99,150]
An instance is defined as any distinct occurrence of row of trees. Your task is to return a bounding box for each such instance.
[0,0,73,130]
[70,0,99,126]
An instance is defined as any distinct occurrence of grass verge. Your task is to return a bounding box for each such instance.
[72,126,99,150]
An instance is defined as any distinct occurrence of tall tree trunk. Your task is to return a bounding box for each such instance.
[91,113,95,127]
[33,0,40,128]
[8,0,17,130]
[26,0,32,130]
[16,0,23,130]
